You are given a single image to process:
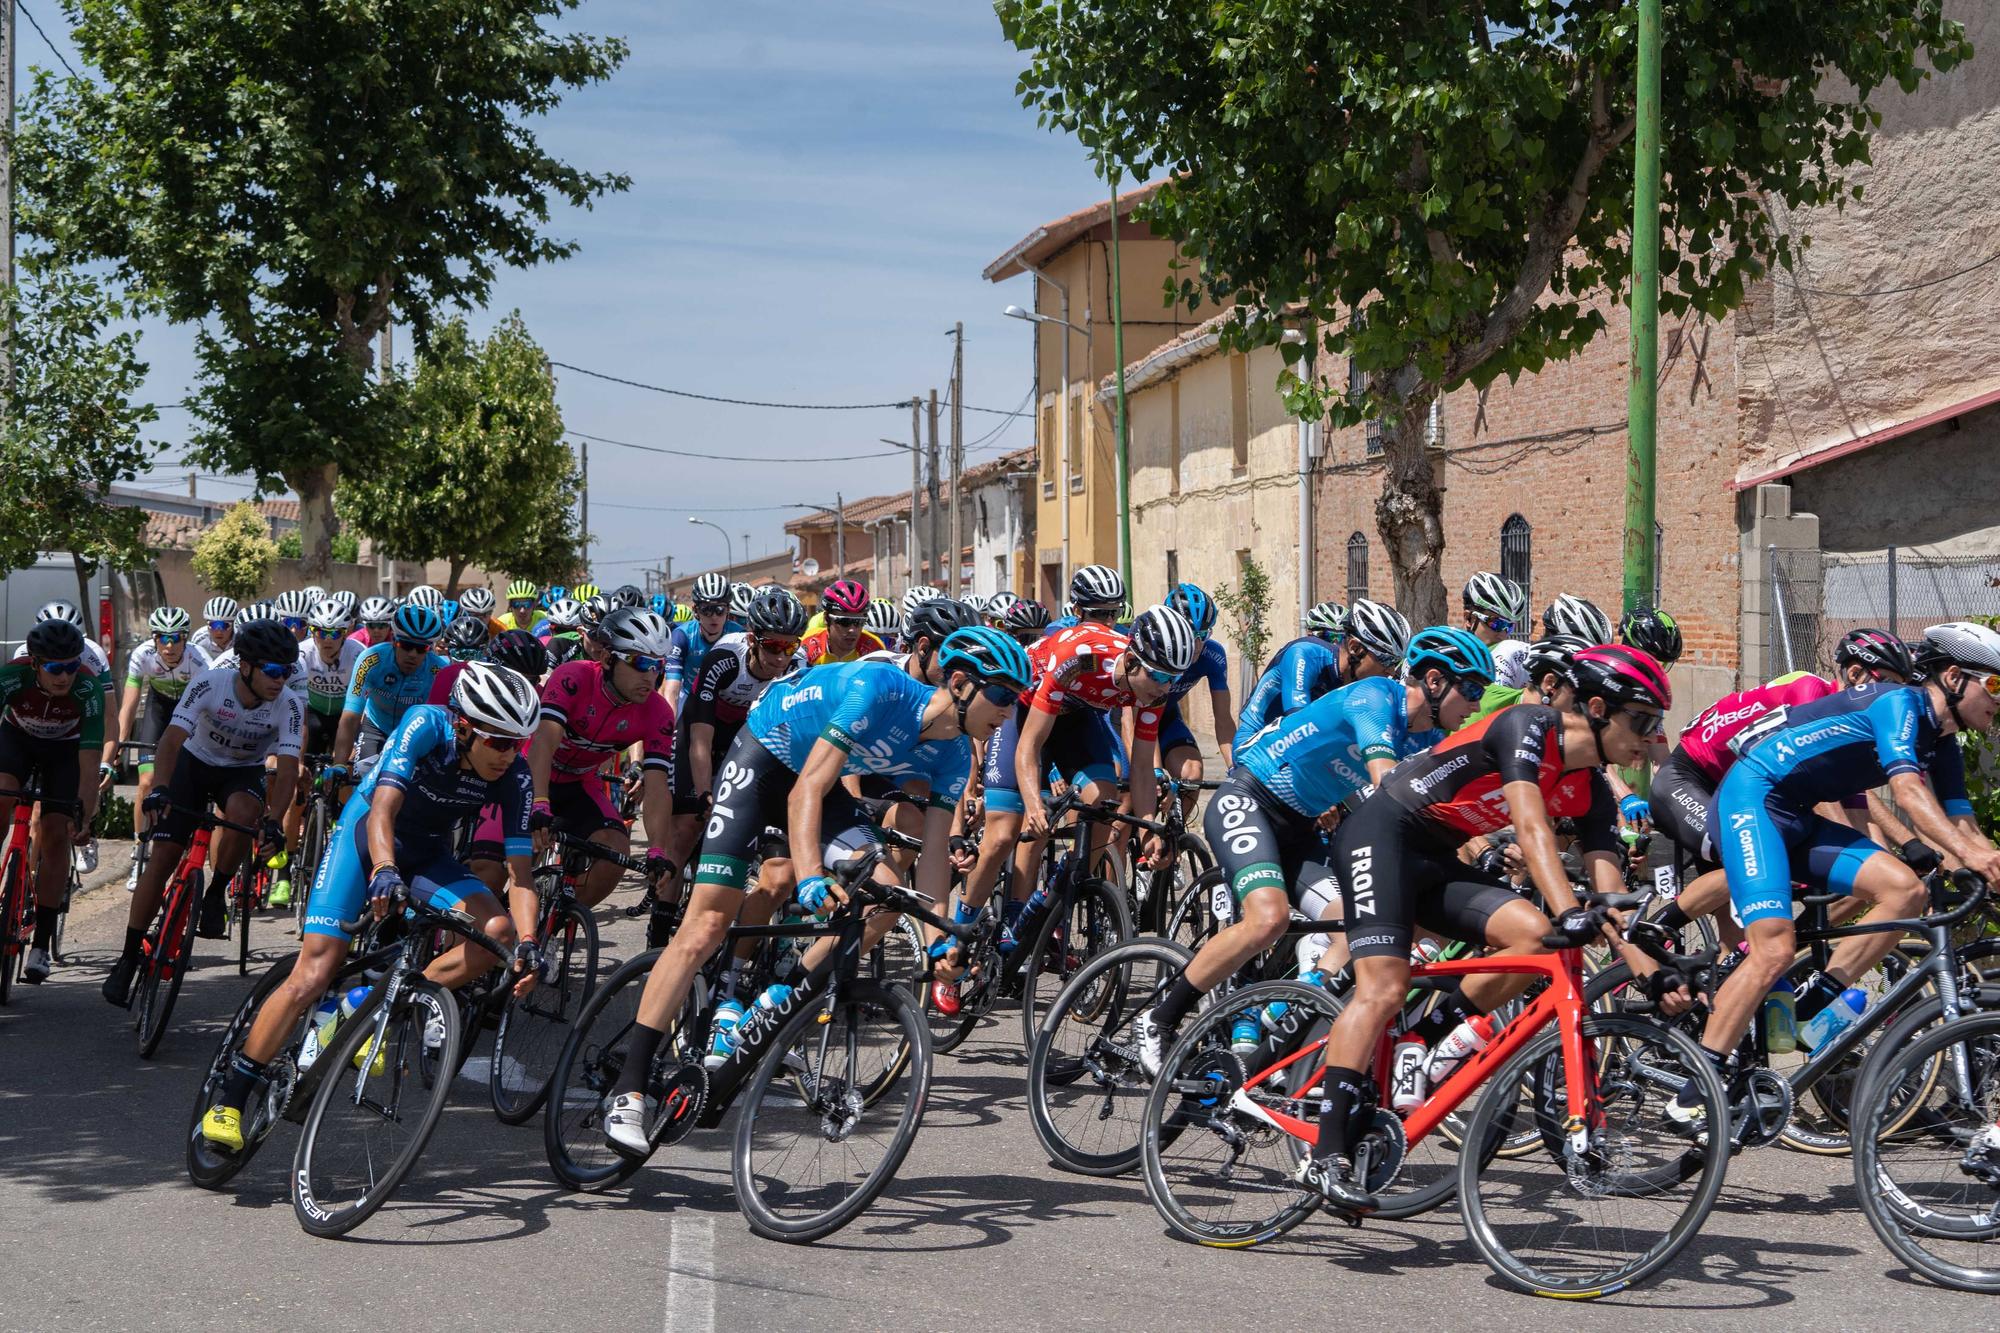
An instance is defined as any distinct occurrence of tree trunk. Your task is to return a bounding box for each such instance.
[71,552,96,636]
[1372,381,1449,626]
[446,558,467,597]
[290,462,339,582]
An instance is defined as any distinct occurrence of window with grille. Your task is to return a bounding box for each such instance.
[1346,531,1369,603]
[1500,514,1531,602]
[1040,401,1056,496]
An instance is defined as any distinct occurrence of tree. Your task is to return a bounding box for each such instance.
[191,501,280,604]
[277,530,360,565]
[339,314,584,591]
[0,265,159,606]
[999,0,1970,622]
[17,0,629,581]
[1214,556,1273,687]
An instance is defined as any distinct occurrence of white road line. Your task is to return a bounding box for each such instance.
[664,1215,717,1333]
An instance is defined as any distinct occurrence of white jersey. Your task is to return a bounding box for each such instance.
[125,639,214,699]
[298,635,364,715]
[194,626,233,661]
[1491,638,1532,689]
[206,647,310,697]
[13,636,112,683]
[169,666,305,767]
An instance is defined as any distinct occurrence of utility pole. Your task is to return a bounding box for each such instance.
[948,322,964,596]
[579,437,590,571]
[1622,0,1661,616]
[926,389,942,587]
[1108,173,1134,601]
[909,397,922,588]
[834,494,846,571]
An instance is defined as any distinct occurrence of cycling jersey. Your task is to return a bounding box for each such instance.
[684,635,800,733]
[1378,703,1619,852]
[342,641,450,733]
[0,661,105,745]
[537,659,674,781]
[802,626,886,665]
[1730,683,1971,815]
[297,635,364,718]
[169,666,306,767]
[665,619,744,685]
[426,658,466,706]
[1235,676,1439,819]
[1157,638,1230,754]
[1233,636,1341,752]
[746,661,971,806]
[194,627,233,660]
[124,640,215,700]
[1024,624,1162,743]
[1676,673,1837,784]
[11,637,113,694]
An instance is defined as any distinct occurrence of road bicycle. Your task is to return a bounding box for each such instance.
[1122,772,1218,939]
[125,805,262,1058]
[289,754,343,935]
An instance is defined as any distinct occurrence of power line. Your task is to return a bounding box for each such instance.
[550,359,1030,417]
[17,1,79,80]
[565,428,902,464]
[1786,247,2000,300]
[590,499,817,514]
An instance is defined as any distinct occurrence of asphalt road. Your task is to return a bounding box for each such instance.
[0,843,1991,1332]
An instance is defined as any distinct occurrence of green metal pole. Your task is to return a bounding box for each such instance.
[1109,169,1134,601]
[1622,0,1660,615]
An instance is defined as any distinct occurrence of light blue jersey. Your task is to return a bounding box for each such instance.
[748,661,972,807]
[341,641,451,732]
[1232,635,1343,752]
[1234,676,1437,817]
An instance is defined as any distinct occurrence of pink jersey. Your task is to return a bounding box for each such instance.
[538,659,674,781]
[427,659,466,706]
[1677,673,1836,782]
[350,628,373,649]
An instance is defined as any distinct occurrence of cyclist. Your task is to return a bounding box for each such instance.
[1296,645,1670,1210]
[273,589,315,643]
[116,608,215,891]
[267,596,368,907]
[664,573,742,710]
[21,602,120,872]
[874,597,980,685]
[198,662,545,1155]
[355,595,395,649]
[494,579,539,633]
[801,579,883,665]
[1157,582,1237,778]
[1461,572,1530,685]
[332,603,451,780]
[541,596,585,644]
[1047,564,1127,633]
[526,606,676,910]
[0,621,108,984]
[865,597,902,649]
[104,620,306,1006]
[984,590,1020,630]
[601,627,1031,1148]
[404,584,445,612]
[577,593,616,663]
[999,597,1051,647]
[1233,600,1411,751]
[445,614,490,661]
[727,582,754,622]
[1135,627,1494,1068]
[197,597,239,660]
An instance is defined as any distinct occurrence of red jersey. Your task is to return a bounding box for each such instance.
[1024,624,1163,744]
[1379,704,1617,851]
[1676,673,1836,783]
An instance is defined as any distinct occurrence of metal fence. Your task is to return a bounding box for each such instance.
[1770,546,2000,674]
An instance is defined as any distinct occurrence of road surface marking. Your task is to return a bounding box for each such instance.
[665,1215,716,1333]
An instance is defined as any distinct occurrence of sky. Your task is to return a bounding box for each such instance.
[24,0,1109,584]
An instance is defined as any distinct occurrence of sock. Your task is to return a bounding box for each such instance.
[32,906,59,951]
[1151,976,1204,1030]
[1795,970,1843,1023]
[1315,1067,1369,1162]
[1675,1045,1733,1109]
[219,1052,267,1112]
[122,926,146,962]
[1654,902,1691,933]
[1411,993,1474,1047]
[717,956,752,1002]
[613,1021,667,1098]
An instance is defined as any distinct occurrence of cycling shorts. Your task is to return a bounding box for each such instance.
[0,723,81,819]
[1330,793,1521,963]
[301,788,489,941]
[1204,771,1337,909]
[1156,702,1198,759]
[353,719,389,777]
[1710,762,1883,927]
[132,689,178,769]
[303,709,338,760]
[693,733,870,892]
[1650,745,1719,873]
[981,704,1121,815]
[549,772,624,838]
[152,754,266,846]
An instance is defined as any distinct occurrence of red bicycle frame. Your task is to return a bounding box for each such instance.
[152,825,215,974]
[1,802,32,966]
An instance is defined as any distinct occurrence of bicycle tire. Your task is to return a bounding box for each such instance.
[1850,1008,2000,1292]
[1458,1012,1730,1298]
[186,954,299,1189]
[292,980,461,1237]
[137,870,202,1059]
[543,948,665,1191]
[1027,937,1190,1176]
[1019,875,1133,1055]
[491,902,601,1124]
[1163,866,1228,955]
[0,848,24,1005]
[732,980,930,1242]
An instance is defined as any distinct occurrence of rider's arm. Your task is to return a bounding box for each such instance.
[116,674,142,737]
[526,717,564,804]
[1013,705,1059,828]
[689,723,716,794]
[1887,770,2000,875]
[1506,779,1582,917]
[263,690,306,815]
[785,737,848,886]
[366,785,405,874]
[505,852,540,945]
[1209,685,1236,768]
[641,766,673,857]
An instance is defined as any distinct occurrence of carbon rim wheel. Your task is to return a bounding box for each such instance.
[138,872,201,1059]
[543,949,664,1191]
[186,955,300,1188]
[0,850,24,1004]
[1019,876,1133,1055]
[491,903,601,1124]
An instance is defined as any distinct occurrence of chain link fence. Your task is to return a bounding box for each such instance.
[1769,546,2000,674]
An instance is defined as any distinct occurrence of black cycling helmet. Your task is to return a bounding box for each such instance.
[234,618,301,668]
[608,584,646,610]
[906,597,979,648]
[1521,634,1592,691]
[446,614,490,655]
[1618,605,1684,667]
[1002,598,1051,637]
[487,628,550,681]
[746,588,808,638]
[25,619,85,661]
[1836,627,1916,681]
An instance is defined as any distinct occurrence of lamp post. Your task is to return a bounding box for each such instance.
[1006,301,1091,594]
[687,516,734,576]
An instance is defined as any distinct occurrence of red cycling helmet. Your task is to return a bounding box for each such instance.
[822,579,870,617]
[1570,644,1672,710]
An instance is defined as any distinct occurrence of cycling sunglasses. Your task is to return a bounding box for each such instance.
[39,657,82,676]
[1479,615,1516,635]
[826,616,865,629]
[252,661,294,680]
[155,632,186,646]
[311,627,346,640]
[393,636,431,652]
[509,598,537,611]
[622,653,666,674]
[1453,676,1491,705]
[1618,707,1667,738]
[694,602,730,616]
[207,619,231,633]
[754,637,798,656]
[1970,670,2000,699]
[978,682,1020,707]
[463,727,521,753]
[1141,665,1181,686]
[281,616,307,632]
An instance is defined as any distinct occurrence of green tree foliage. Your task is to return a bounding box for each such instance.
[998,0,1970,621]
[191,501,280,604]
[0,266,158,584]
[340,314,584,591]
[17,0,629,581]
[277,530,360,565]
[1215,555,1273,681]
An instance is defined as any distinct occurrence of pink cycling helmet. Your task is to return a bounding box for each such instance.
[1570,643,1672,710]
[822,579,870,617]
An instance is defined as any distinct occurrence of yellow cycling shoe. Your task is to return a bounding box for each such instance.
[200,1105,245,1154]
[351,1033,387,1076]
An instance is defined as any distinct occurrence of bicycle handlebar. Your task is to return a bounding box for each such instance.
[828,844,982,942]
[161,804,261,838]
[550,828,651,875]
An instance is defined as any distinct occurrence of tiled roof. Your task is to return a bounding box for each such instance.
[983,179,1169,283]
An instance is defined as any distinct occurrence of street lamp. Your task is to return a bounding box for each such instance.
[794,500,847,571]
[1005,295,1091,590]
[687,516,734,576]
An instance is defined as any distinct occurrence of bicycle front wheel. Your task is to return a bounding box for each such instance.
[1019,875,1133,1054]
[137,872,202,1059]
[187,954,299,1189]
[732,981,930,1242]
[0,849,24,1004]
[491,903,601,1124]
[543,948,667,1191]
[292,980,461,1237]
[1458,1012,1730,1298]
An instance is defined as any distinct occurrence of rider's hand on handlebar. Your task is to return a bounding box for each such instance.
[142,788,170,816]
[510,938,545,995]
[366,867,406,919]
[1021,796,1051,842]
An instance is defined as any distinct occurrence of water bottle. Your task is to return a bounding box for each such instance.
[1762,977,1798,1054]
[1424,1013,1498,1087]
[704,999,747,1069]
[1799,986,1868,1052]
[772,905,806,979]
[1296,931,1331,976]
[297,994,342,1071]
[1408,937,1445,968]
[1000,883,1051,955]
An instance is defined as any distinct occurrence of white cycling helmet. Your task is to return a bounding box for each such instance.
[358,595,395,625]
[984,590,1020,620]
[35,600,85,628]
[866,600,901,636]
[598,607,673,658]
[545,597,584,629]
[1069,563,1125,611]
[449,661,540,739]
[148,606,191,635]
[1305,600,1348,638]
[901,584,943,622]
[326,589,359,621]
[728,582,755,617]
[1541,593,1613,644]
[1129,604,1198,673]
[202,596,239,624]
[403,584,445,610]
[690,572,731,607]
[308,596,357,633]
[1916,621,2000,679]
[1462,571,1529,627]
[458,586,496,616]
[1346,599,1413,667]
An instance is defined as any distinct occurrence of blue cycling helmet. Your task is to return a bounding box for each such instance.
[1405,625,1496,684]
[391,602,446,643]
[650,593,671,618]
[937,626,1034,693]
[441,598,460,625]
[1166,582,1217,639]
[544,585,566,609]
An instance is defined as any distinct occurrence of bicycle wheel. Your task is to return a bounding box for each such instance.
[0,849,24,1004]
[1777,944,1939,1154]
[295,797,328,934]
[732,980,930,1242]
[235,861,258,975]
[866,913,928,1008]
[292,980,461,1237]
[1851,1008,2000,1292]
[187,954,300,1189]
[491,902,601,1124]
[1458,1013,1730,1298]
[1163,866,1229,954]
[1027,937,1189,1176]
[1020,875,1133,1054]
[544,948,670,1191]
[137,871,202,1059]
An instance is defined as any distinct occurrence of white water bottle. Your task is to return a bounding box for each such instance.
[297,995,341,1071]
[1799,986,1868,1051]
[1424,1013,1497,1087]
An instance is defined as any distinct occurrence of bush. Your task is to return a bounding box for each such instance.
[191,500,278,602]
[95,791,134,840]
[1214,556,1273,684]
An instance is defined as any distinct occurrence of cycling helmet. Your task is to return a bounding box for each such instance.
[746,588,809,638]
[546,635,585,667]
[446,615,490,655]
[441,599,461,626]
[506,579,539,603]
[272,588,311,619]
[822,579,870,617]
[649,593,670,618]
[1346,599,1413,666]
[1128,604,1199,673]
[1542,593,1613,644]
[597,606,674,658]
[402,584,445,611]
[728,582,755,617]
[449,661,540,739]
[303,584,328,604]
[26,620,85,660]
[673,604,694,625]
[391,602,446,643]
[1571,644,1672,710]
[545,598,584,630]
[234,618,301,668]
[581,592,613,628]
[1069,563,1125,611]
[938,626,1035,693]
[1305,600,1348,638]
[691,572,730,608]
[905,597,979,647]
[1404,626,1497,683]
[1002,598,1051,636]
[1165,583,1218,639]
[238,601,275,629]
[544,585,566,607]
[962,592,991,615]
[984,590,1020,621]
[865,600,901,636]
[1914,621,2000,679]
[149,606,192,635]
[1836,627,1916,681]
[203,596,239,624]
[487,628,550,681]
[308,597,356,633]
[1618,605,1684,667]
[35,600,85,628]
[570,582,602,604]
[326,589,359,620]
[358,595,394,625]
[608,584,646,611]
[459,586,496,616]
[1521,634,1592,689]
[1462,572,1528,627]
